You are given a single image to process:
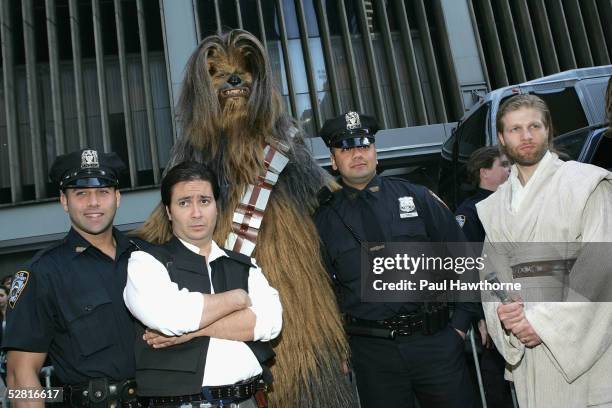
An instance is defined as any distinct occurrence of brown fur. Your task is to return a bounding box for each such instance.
[136,30,355,407]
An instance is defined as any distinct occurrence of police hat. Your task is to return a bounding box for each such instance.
[320,111,379,149]
[49,149,126,189]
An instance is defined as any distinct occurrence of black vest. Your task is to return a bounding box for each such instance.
[134,237,275,396]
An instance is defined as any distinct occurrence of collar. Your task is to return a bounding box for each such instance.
[178,238,228,264]
[67,228,92,257]
[68,227,129,258]
[341,174,381,200]
[509,150,553,191]
[475,187,494,198]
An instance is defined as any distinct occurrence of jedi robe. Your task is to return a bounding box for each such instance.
[477,151,612,407]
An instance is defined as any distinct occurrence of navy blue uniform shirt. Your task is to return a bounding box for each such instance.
[2,227,141,385]
[315,175,479,332]
[454,188,493,243]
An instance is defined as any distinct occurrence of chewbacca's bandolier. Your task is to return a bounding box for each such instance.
[137,30,355,407]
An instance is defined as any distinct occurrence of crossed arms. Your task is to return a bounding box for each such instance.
[123,250,282,343]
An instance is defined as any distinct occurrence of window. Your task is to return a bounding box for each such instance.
[456,103,489,162]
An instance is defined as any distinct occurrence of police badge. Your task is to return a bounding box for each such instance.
[81,149,99,169]
[398,196,418,218]
[399,196,415,212]
[345,111,361,130]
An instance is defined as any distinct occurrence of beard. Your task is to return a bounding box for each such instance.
[503,141,548,166]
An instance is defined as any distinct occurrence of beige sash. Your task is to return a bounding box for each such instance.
[225,144,289,256]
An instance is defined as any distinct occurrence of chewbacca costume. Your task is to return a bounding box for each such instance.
[137,30,355,407]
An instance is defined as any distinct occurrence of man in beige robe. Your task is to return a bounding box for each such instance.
[476,94,612,407]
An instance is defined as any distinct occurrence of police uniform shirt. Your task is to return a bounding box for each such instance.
[454,187,493,242]
[315,175,476,332]
[2,228,139,385]
[124,239,283,387]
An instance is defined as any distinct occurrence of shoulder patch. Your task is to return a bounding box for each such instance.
[8,271,29,309]
[455,214,466,228]
[428,189,449,210]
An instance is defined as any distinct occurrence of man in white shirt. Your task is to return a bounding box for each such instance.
[124,161,282,407]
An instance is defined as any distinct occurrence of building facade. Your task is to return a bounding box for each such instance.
[0,0,610,270]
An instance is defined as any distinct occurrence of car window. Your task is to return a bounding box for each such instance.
[553,130,590,161]
[591,130,612,171]
[534,88,588,136]
[456,103,489,162]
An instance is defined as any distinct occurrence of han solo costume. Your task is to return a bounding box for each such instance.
[123,163,282,408]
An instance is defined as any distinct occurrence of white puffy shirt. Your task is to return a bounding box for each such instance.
[123,239,282,386]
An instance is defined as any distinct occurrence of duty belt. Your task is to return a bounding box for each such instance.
[147,375,265,407]
[346,304,449,339]
[65,378,137,408]
[511,259,576,279]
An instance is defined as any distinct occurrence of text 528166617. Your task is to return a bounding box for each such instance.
[6,387,63,402]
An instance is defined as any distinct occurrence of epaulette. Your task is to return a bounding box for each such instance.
[427,189,450,210]
[317,186,335,206]
[128,237,152,252]
[222,248,256,268]
[385,175,411,183]
[28,239,68,266]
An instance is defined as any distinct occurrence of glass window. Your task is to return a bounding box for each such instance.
[590,130,612,171]
[535,88,588,137]
[553,129,589,161]
[456,103,489,161]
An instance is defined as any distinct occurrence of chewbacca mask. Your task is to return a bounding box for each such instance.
[137,30,355,407]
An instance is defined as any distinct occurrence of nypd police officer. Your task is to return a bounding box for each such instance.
[314,112,479,408]
[2,149,142,407]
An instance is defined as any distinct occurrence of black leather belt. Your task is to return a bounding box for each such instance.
[512,259,576,279]
[346,304,449,339]
[65,378,137,408]
[147,375,264,407]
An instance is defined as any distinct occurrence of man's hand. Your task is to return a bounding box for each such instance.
[497,302,542,348]
[454,328,466,340]
[478,319,492,348]
[497,301,525,331]
[228,288,252,309]
[143,329,193,349]
[511,319,542,348]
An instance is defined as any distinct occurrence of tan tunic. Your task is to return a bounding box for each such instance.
[477,152,612,407]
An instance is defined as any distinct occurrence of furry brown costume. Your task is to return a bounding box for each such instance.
[137,30,355,407]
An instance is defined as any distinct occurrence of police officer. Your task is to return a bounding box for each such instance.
[314,112,479,408]
[455,146,510,242]
[3,149,142,407]
[454,146,512,408]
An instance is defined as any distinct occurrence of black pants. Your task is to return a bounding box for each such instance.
[350,325,476,408]
[480,346,514,408]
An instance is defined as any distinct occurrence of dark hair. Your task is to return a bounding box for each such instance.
[496,94,554,143]
[161,162,219,207]
[466,146,503,186]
